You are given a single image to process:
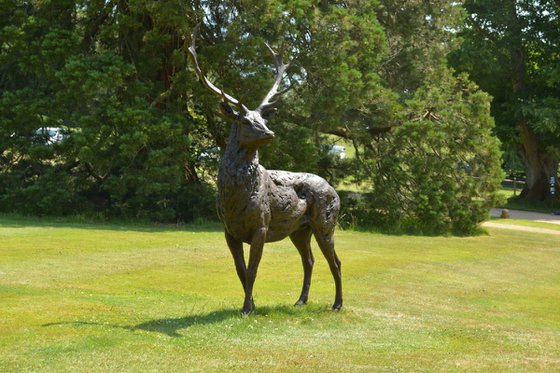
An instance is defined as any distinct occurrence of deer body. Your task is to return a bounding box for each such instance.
[189,28,342,316]
[217,130,339,243]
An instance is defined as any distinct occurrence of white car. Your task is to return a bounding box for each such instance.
[327,145,346,159]
[35,127,66,145]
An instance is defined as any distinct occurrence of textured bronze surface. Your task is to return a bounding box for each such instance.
[189,27,342,316]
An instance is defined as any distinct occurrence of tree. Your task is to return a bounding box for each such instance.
[187,0,390,183]
[364,70,503,234]
[0,0,214,220]
[451,0,560,202]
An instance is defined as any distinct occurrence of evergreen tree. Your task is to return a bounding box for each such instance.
[339,1,504,233]
[0,0,213,220]
[365,70,503,234]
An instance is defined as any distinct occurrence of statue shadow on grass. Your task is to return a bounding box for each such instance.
[43,304,329,337]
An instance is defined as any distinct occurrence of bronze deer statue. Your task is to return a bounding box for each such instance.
[188,27,342,316]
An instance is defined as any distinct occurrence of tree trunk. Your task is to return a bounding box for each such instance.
[184,162,199,183]
[518,122,557,201]
[507,0,558,202]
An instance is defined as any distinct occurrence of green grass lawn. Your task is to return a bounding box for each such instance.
[1,216,559,372]
[489,218,560,232]
[497,188,517,200]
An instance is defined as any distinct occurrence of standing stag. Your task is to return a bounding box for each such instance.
[188,27,342,316]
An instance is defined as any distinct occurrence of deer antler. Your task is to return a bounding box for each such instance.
[188,25,243,109]
[257,42,291,114]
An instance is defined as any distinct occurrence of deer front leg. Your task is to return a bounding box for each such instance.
[225,232,247,291]
[242,227,267,317]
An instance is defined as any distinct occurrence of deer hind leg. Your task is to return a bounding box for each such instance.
[241,227,266,317]
[289,226,314,306]
[313,229,343,311]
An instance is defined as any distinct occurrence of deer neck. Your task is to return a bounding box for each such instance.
[219,124,261,186]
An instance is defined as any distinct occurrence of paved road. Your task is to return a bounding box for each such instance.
[490,208,560,225]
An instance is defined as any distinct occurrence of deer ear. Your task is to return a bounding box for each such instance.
[220,101,239,119]
[261,107,278,119]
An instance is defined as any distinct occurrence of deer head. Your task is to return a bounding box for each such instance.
[188,26,290,150]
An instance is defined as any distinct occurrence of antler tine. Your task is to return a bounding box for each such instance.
[258,42,291,113]
[188,25,241,108]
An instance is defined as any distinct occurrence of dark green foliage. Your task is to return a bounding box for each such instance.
[259,123,320,174]
[366,72,504,235]
[337,191,376,230]
[176,182,219,223]
[450,0,560,202]
[0,0,506,234]
[341,1,504,234]
[0,0,211,221]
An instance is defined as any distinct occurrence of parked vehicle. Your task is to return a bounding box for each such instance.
[326,145,346,159]
[34,127,66,145]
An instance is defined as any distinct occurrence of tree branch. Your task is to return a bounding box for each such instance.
[82,0,116,49]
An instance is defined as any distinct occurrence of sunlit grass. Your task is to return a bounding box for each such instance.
[1,215,559,371]
[336,180,372,194]
[497,188,516,200]
[489,217,560,232]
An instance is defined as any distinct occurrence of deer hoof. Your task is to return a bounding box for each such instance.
[241,298,255,317]
[241,305,254,317]
[332,303,343,312]
[294,299,307,307]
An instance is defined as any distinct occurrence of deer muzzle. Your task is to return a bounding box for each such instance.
[262,130,275,140]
